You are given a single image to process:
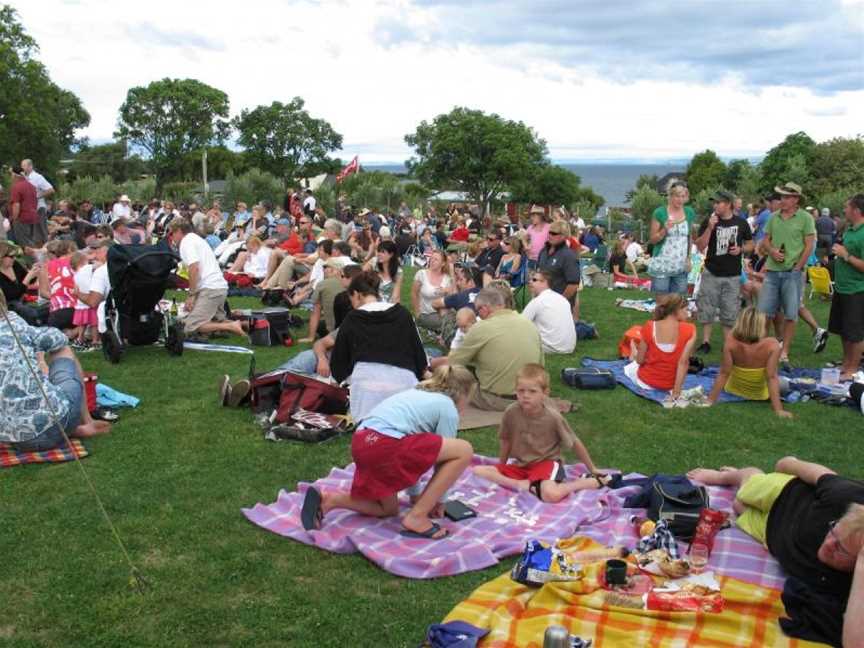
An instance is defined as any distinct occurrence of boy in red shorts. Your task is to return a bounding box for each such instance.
[472,363,606,503]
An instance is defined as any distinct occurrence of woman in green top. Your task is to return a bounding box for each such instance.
[647,181,696,295]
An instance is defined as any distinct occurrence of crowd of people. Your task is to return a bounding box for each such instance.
[1,159,863,644]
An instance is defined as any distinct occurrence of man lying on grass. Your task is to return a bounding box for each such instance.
[689,457,864,647]
[0,290,110,451]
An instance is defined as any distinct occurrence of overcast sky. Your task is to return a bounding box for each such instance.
[18,0,864,163]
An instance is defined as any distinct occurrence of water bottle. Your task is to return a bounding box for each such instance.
[787,391,801,404]
[543,625,570,648]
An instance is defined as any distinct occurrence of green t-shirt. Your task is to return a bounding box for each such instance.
[835,221,864,294]
[764,209,816,272]
[651,205,696,258]
[312,277,345,332]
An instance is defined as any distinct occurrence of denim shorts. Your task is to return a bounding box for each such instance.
[651,272,688,296]
[12,357,83,452]
[758,270,803,321]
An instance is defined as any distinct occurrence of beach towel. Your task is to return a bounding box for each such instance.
[96,383,140,408]
[442,539,823,647]
[615,296,699,317]
[182,342,255,354]
[580,358,820,406]
[0,439,89,468]
[242,457,787,587]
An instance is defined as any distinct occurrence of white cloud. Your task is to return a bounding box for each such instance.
[16,0,864,163]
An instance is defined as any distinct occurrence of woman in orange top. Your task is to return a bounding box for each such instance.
[624,293,696,400]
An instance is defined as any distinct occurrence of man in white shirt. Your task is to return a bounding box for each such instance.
[624,235,646,275]
[112,195,132,221]
[521,270,577,354]
[82,241,112,334]
[303,189,317,216]
[21,159,54,215]
[167,219,245,337]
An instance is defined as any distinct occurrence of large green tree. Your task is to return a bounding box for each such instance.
[510,164,584,207]
[115,78,230,193]
[233,98,342,183]
[808,136,864,197]
[685,150,727,197]
[67,141,147,182]
[405,107,547,214]
[759,131,816,192]
[0,6,90,178]
[177,145,249,181]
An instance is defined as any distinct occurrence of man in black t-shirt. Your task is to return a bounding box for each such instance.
[689,457,864,646]
[693,190,754,354]
[475,229,505,274]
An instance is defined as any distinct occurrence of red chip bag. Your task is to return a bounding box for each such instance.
[646,590,724,613]
[689,508,728,554]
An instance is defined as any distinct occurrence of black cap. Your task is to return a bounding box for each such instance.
[711,190,735,204]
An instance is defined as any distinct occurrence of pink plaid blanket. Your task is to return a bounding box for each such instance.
[242,457,786,587]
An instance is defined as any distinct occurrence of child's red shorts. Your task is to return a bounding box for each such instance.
[495,460,565,483]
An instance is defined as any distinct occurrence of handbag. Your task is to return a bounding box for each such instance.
[646,481,709,540]
[561,367,616,390]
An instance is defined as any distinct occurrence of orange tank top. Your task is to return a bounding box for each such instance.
[637,320,695,390]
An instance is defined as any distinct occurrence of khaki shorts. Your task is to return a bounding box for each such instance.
[735,472,795,546]
[470,386,516,412]
[183,288,227,333]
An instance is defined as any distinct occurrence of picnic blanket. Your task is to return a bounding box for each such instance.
[580,358,821,406]
[442,541,823,647]
[242,457,787,587]
[0,439,88,468]
[616,297,697,316]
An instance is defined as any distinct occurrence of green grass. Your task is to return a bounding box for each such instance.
[3,274,860,647]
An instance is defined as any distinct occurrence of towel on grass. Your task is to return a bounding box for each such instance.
[242,457,786,587]
[0,439,88,468]
[580,358,820,406]
[442,538,823,648]
[96,383,140,408]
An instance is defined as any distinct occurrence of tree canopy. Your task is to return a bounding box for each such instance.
[115,78,230,192]
[405,107,547,213]
[67,141,147,182]
[0,6,90,178]
[759,131,816,193]
[685,150,727,197]
[233,98,342,182]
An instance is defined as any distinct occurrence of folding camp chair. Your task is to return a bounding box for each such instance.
[512,255,529,310]
[808,266,834,299]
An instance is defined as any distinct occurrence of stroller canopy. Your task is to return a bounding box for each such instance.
[107,241,179,316]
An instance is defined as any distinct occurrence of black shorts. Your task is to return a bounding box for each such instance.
[47,307,75,331]
[828,292,864,343]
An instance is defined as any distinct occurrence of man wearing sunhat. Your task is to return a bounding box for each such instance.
[694,190,754,354]
[757,182,817,363]
[111,194,132,222]
[537,220,581,317]
[828,194,864,382]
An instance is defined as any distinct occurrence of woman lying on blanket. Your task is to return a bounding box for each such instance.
[473,364,608,503]
[624,293,696,404]
[706,307,791,418]
[300,365,475,541]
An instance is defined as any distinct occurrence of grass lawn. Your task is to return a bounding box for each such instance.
[3,273,860,647]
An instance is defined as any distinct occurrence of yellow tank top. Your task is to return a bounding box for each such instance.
[726,365,769,401]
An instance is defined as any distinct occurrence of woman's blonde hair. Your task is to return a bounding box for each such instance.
[486,279,515,309]
[46,239,77,257]
[652,293,687,320]
[0,241,21,259]
[416,365,475,402]
[69,251,88,270]
[246,235,262,250]
[429,249,449,274]
[506,236,524,255]
[731,306,769,344]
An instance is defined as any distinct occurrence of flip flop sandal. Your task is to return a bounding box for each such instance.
[218,375,231,407]
[399,522,449,540]
[300,487,323,531]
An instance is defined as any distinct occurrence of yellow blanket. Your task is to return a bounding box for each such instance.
[444,538,825,648]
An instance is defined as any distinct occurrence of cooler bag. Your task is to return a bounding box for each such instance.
[561,368,616,390]
[251,307,300,346]
[82,372,98,413]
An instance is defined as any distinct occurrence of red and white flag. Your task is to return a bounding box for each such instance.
[336,156,359,183]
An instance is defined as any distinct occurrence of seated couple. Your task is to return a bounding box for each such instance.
[624,294,791,415]
[0,290,111,451]
[300,364,604,541]
[689,458,864,647]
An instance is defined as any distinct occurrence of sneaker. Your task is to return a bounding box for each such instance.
[218,375,231,407]
[228,379,251,407]
[812,328,829,354]
[696,342,711,355]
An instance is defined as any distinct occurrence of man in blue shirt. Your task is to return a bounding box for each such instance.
[754,193,781,243]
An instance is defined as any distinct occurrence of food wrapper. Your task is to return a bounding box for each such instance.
[689,508,729,554]
[510,539,584,586]
[646,589,725,613]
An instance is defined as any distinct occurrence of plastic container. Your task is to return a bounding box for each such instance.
[821,367,841,385]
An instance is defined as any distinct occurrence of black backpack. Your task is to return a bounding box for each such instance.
[647,480,709,540]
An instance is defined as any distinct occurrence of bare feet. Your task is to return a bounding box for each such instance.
[72,420,111,438]
[686,468,733,484]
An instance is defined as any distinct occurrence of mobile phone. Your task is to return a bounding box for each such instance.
[444,500,477,522]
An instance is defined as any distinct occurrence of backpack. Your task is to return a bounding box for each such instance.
[275,372,349,424]
[646,480,709,541]
[561,367,616,390]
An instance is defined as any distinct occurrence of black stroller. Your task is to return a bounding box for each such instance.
[102,240,185,364]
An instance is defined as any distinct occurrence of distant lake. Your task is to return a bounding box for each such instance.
[364,163,684,208]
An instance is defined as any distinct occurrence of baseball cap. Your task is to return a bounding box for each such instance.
[711,190,735,204]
